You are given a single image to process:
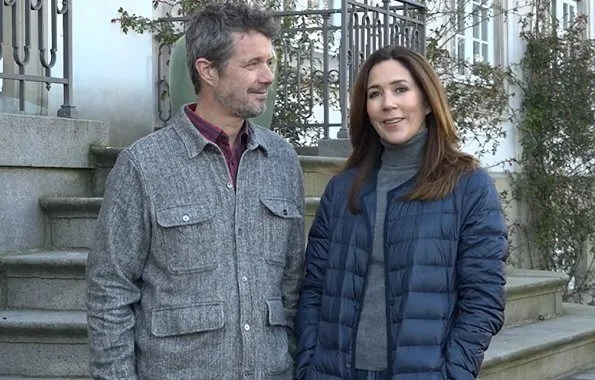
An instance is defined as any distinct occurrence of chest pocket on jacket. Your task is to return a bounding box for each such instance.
[260,196,300,266]
[155,204,217,274]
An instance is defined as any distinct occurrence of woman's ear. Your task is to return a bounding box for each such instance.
[424,101,432,116]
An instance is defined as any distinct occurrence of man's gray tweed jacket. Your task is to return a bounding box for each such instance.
[86,108,305,380]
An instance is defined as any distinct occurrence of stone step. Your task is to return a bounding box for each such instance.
[0,258,590,379]
[299,156,343,198]
[0,310,89,378]
[89,144,343,198]
[480,303,595,380]
[0,249,567,325]
[38,195,322,250]
[39,197,101,249]
[0,250,87,311]
[89,145,124,197]
[1,305,592,379]
[563,366,595,380]
[504,268,568,327]
[0,234,564,323]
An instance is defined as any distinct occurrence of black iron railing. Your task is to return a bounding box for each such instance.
[156,0,426,143]
[338,0,425,137]
[0,0,75,117]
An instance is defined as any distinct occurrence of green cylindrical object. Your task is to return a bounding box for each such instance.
[168,36,277,129]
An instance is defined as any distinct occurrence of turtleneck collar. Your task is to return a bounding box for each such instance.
[380,127,428,169]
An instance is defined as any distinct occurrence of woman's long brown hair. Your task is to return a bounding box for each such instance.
[345,45,478,213]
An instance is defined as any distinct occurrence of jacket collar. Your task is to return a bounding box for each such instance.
[357,165,418,226]
[358,165,379,199]
[357,165,418,200]
[245,120,270,157]
[171,105,270,158]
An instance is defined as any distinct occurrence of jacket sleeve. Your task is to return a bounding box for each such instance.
[295,178,334,380]
[283,154,306,359]
[446,169,508,380]
[86,150,151,380]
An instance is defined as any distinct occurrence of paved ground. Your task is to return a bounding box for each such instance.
[565,367,595,380]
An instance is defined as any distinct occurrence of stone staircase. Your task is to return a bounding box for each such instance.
[1,139,595,378]
[0,113,105,379]
[482,276,595,379]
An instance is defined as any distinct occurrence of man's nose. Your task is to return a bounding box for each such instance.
[260,65,274,84]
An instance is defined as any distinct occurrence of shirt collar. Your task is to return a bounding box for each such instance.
[174,104,268,157]
[185,103,251,144]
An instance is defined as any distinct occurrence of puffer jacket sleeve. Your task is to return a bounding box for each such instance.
[295,177,335,380]
[446,169,508,380]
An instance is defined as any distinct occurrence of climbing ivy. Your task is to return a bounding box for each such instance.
[515,6,595,303]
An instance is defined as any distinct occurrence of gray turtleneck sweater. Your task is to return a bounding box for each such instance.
[355,128,428,370]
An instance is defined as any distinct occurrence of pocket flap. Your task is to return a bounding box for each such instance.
[151,302,224,337]
[260,197,300,219]
[266,298,289,327]
[156,204,213,228]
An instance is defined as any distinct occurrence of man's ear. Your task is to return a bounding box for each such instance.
[195,58,216,87]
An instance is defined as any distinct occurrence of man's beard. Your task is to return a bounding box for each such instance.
[216,88,267,119]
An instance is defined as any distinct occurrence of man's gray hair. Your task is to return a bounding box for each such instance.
[185,2,280,95]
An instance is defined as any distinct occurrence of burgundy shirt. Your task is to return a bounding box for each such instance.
[184,104,249,187]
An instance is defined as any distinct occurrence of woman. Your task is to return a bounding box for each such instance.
[295,45,507,380]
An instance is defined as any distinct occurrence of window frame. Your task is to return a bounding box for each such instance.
[552,0,578,31]
[454,0,495,75]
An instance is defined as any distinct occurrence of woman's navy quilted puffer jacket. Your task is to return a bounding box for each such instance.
[295,167,508,380]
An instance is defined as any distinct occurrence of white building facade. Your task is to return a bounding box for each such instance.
[1,0,593,154]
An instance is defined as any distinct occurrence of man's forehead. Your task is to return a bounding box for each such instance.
[230,31,274,57]
[231,30,264,41]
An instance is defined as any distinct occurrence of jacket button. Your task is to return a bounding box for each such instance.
[226,182,233,189]
[282,209,288,216]
[182,215,190,222]
[243,323,251,331]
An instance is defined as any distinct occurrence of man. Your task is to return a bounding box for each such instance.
[86,3,305,379]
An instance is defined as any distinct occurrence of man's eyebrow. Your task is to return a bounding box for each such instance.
[241,56,274,64]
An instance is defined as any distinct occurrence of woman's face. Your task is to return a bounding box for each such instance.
[365,59,430,145]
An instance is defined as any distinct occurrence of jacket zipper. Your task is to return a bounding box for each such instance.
[383,195,393,380]
[351,194,376,380]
